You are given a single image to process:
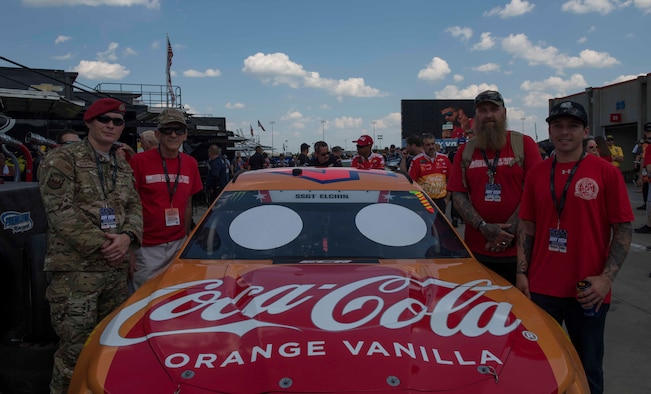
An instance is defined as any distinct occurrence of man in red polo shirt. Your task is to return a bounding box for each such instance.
[351,134,385,170]
[409,133,452,213]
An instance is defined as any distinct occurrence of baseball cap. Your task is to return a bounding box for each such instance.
[83,98,126,121]
[606,134,614,141]
[354,135,373,147]
[158,109,187,128]
[474,90,504,108]
[545,101,588,126]
[644,122,651,132]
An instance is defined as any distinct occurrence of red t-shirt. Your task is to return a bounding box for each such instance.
[409,153,452,199]
[351,152,385,170]
[129,149,204,246]
[643,144,651,167]
[447,132,543,256]
[519,154,634,302]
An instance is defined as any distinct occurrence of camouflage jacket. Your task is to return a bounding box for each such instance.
[38,139,143,271]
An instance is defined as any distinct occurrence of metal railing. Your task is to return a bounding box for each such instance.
[94,83,182,108]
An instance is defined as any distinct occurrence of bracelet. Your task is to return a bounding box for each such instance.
[121,231,136,244]
[476,220,487,231]
[516,270,527,275]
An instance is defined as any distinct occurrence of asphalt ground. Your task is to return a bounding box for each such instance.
[192,181,651,394]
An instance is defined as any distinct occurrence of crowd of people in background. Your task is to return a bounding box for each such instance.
[2,90,650,393]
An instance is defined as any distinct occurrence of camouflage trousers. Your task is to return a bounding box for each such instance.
[46,269,128,394]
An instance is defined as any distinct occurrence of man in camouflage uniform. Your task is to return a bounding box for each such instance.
[38,98,142,394]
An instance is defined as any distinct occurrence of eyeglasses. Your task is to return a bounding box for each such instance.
[95,115,125,126]
[158,126,187,135]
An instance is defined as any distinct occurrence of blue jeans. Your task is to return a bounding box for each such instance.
[531,293,609,394]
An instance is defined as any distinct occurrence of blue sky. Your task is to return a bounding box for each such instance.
[1,0,650,153]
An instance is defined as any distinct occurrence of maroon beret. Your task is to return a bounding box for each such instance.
[83,98,126,121]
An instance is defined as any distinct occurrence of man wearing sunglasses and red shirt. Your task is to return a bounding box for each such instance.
[128,108,203,292]
[38,97,143,393]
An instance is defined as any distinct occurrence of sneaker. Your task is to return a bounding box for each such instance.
[637,204,647,211]
[634,225,651,234]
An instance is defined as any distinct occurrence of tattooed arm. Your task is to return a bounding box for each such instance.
[578,222,632,312]
[516,219,536,297]
[452,192,515,249]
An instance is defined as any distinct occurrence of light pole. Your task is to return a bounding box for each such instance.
[270,121,275,155]
[321,120,326,141]
[284,139,288,154]
[521,116,525,133]
[371,121,377,145]
[377,134,383,150]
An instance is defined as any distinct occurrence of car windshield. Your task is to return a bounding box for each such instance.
[182,190,469,261]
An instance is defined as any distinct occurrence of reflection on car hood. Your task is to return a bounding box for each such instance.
[97,261,562,393]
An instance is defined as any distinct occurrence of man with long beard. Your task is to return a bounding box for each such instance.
[447,90,542,285]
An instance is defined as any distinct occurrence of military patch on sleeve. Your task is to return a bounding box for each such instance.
[46,172,66,190]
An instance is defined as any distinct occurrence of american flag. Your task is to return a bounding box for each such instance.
[257,120,266,132]
[166,35,176,106]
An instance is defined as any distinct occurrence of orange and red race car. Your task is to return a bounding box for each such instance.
[70,167,588,393]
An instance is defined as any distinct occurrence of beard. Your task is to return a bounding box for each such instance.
[475,117,508,151]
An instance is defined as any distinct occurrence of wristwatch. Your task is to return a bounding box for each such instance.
[121,231,136,244]
[476,220,487,231]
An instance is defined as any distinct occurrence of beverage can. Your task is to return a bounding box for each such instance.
[576,280,599,317]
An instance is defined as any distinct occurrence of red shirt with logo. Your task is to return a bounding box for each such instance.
[519,154,634,302]
[351,152,385,170]
[447,132,542,256]
[409,152,452,200]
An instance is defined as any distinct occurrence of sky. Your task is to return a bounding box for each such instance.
[1,0,650,154]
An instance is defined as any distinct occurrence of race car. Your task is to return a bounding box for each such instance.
[70,167,588,393]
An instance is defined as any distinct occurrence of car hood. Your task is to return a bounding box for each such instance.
[94,261,572,393]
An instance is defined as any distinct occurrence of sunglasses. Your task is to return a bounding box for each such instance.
[587,145,598,149]
[356,144,368,149]
[606,138,614,141]
[444,111,454,116]
[95,115,125,126]
[475,91,503,105]
[158,126,187,135]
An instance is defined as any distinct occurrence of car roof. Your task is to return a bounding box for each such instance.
[228,167,414,191]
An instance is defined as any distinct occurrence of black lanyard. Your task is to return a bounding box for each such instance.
[93,149,117,201]
[550,152,585,227]
[480,149,500,184]
[159,147,181,205]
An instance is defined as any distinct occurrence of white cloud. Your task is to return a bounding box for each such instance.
[577,36,587,44]
[72,60,129,80]
[373,112,401,130]
[453,74,465,82]
[434,83,500,101]
[484,0,535,18]
[281,110,303,121]
[604,73,646,85]
[54,35,71,44]
[561,0,620,15]
[22,0,160,9]
[472,63,501,72]
[97,42,118,62]
[183,68,221,77]
[445,26,473,43]
[417,57,451,82]
[632,0,651,13]
[242,52,385,99]
[225,102,245,109]
[501,33,620,72]
[123,47,137,56]
[520,74,588,92]
[51,52,72,60]
[471,32,495,51]
[151,40,160,49]
[333,116,362,129]
[520,74,588,107]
